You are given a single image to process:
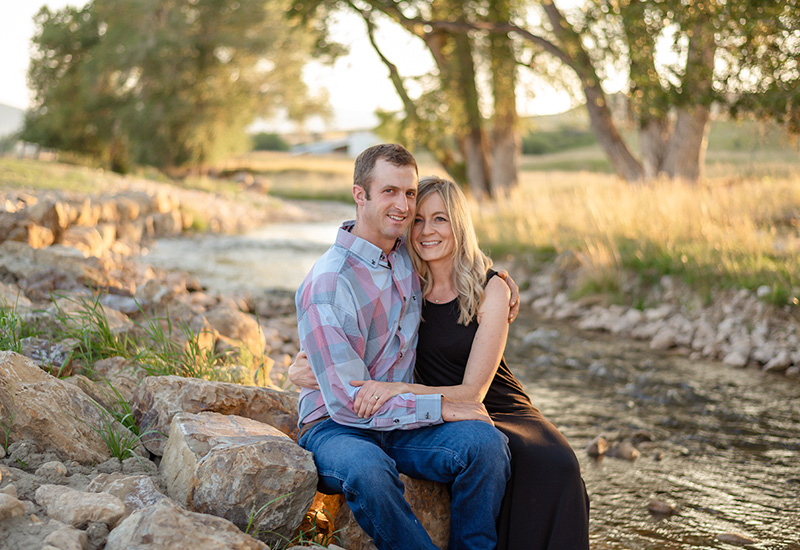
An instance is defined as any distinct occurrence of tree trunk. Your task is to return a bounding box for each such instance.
[662,106,710,182]
[453,33,492,198]
[491,124,519,194]
[488,0,519,194]
[541,1,643,182]
[662,11,716,183]
[583,84,644,182]
[639,117,670,179]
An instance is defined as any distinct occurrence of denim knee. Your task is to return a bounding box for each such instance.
[460,421,511,474]
[341,455,402,496]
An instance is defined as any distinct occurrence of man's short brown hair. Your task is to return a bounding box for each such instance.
[353,144,418,199]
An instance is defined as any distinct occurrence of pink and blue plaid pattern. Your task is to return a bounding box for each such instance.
[296,222,442,430]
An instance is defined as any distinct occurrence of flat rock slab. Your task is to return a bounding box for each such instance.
[35,484,125,529]
[160,411,316,547]
[87,473,167,518]
[105,498,268,550]
[131,375,299,455]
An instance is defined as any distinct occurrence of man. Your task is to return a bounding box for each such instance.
[295,144,514,550]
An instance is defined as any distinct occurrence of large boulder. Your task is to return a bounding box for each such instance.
[308,476,451,550]
[105,498,267,550]
[160,412,316,546]
[61,226,111,258]
[0,351,143,464]
[131,375,299,455]
[0,241,107,290]
[204,307,266,357]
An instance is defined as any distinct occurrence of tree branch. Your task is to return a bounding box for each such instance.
[358,9,419,123]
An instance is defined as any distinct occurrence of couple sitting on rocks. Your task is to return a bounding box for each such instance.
[289,144,589,550]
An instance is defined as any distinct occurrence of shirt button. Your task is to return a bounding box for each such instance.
[399,352,403,358]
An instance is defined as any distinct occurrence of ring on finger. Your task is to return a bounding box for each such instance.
[372,395,379,400]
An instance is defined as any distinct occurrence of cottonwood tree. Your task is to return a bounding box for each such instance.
[24,0,328,173]
[455,0,800,182]
[552,0,800,182]
[293,0,524,198]
[295,0,799,187]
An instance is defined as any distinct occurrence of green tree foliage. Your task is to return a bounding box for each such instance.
[251,132,290,152]
[295,0,800,187]
[500,0,800,182]
[292,0,524,198]
[23,0,328,173]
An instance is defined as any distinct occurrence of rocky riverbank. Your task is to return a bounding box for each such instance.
[516,253,800,382]
[1,181,443,549]
[2,176,797,549]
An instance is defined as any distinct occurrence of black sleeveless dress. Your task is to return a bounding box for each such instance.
[415,273,590,550]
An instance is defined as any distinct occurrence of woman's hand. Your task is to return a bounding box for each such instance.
[350,379,409,418]
[496,270,520,323]
[441,397,495,426]
[287,351,319,390]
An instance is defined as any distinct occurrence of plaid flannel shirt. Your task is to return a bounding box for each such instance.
[296,221,442,430]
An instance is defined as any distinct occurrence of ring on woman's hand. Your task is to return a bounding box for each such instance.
[372,395,379,400]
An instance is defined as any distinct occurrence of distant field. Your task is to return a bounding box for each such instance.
[3,117,799,306]
[220,150,448,202]
[520,117,800,178]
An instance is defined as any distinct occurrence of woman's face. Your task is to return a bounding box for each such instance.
[411,192,455,265]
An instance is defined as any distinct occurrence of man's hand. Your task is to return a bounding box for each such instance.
[496,270,520,323]
[287,351,319,390]
[441,397,494,426]
[350,379,408,418]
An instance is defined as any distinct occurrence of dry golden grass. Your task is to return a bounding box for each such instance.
[472,171,800,303]
[5,152,798,304]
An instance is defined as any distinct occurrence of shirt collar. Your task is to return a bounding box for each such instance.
[336,220,403,268]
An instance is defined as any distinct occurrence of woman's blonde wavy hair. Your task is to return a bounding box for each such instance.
[406,176,493,325]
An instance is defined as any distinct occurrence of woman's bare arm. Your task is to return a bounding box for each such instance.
[351,277,511,417]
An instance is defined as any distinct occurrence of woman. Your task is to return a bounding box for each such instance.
[294,177,590,549]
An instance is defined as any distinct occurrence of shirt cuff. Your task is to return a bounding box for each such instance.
[415,394,443,424]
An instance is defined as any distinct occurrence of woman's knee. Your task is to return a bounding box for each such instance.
[532,442,582,481]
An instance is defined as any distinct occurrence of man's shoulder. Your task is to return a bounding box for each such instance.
[296,245,368,308]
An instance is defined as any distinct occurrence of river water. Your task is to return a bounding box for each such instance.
[140,215,800,549]
[507,316,800,550]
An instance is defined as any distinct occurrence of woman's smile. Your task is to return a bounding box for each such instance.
[412,193,455,263]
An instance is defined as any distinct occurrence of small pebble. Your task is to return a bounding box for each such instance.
[647,499,676,516]
[716,532,756,546]
[607,440,640,461]
[586,435,609,458]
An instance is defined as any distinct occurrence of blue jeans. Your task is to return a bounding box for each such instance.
[298,419,511,550]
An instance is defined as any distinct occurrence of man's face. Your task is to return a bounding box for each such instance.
[353,159,418,253]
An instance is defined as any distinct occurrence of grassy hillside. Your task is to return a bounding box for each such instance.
[519,116,800,178]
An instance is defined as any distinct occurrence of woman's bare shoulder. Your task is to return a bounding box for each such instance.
[484,274,511,304]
